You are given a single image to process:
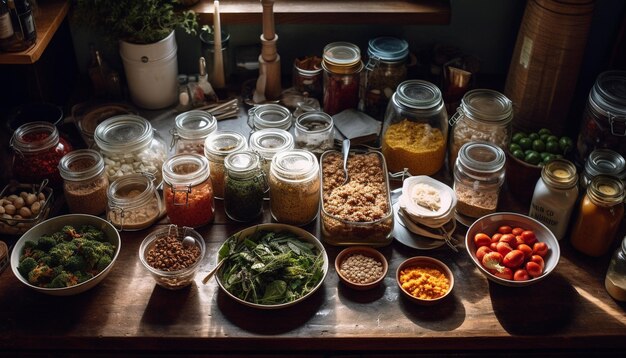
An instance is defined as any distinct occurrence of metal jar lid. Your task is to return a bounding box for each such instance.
[457,89,513,124]
[584,148,626,180]
[321,42,363,75]
[590,71,626,117]
[367,37,409,62]
[393,79,443,110]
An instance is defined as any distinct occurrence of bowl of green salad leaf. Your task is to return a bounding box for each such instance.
[214,223,328,309]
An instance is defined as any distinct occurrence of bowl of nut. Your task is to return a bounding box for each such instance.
[335,246,388,290]
[396,256,454,305]
[0,181,53,235]
[139,225,206,290]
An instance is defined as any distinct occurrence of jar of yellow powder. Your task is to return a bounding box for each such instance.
[381,80,448,175]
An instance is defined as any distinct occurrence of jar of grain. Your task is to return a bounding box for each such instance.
[248,128,294,178]
[381,80,448,176]
[449,89,513,169]
[248,104,293,132]
[224,151,267,222]
[170,110,217,155]
[58,149,109,215]
[107,173,165,231]
[204,131,248,200]
[453,141,506,220]
[322,42,363,115]
[269,149,320,226]
[162,154,215,228]
[294,111,334,156]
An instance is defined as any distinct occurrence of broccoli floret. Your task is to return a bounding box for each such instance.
[78,225,106,242]
[95,255,112,272]
[48,271,78,288]
[49,241,77,267]
[36,236,57,251]
[80,240,115,269]
[23,240,38,250]
[27,264,55,286]
[62,225,80,239]
[17,257,38,277]
[65,255,87,272]
[75,271,93,283]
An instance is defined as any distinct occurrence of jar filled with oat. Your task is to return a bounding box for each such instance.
[107,173,165,231]
[269,149,320,226]
[170,110,217,155]
[248,128,294,178]
[381,80,448,176]
[453,141,506,221]
[58,149,109,215]
[203,131,248,200]
[449,89,513,170]
[224,151,267,222]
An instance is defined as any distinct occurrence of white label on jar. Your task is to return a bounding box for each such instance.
[0,13,13,39]
[520,36,533,69]
[528,179,578,240]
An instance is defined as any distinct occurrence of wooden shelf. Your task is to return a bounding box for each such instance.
[0,0,70,65]
[193,0,451,25]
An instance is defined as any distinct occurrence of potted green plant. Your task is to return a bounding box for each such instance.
[73,0,198,109]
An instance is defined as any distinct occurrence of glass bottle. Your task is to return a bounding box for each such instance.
[162,154,215,228]
[528,159,579,240]
[58,149,109,216]
[570,175,625,257]
[94,115,167,187]
[107,173,165,231]
[322,42,363,115]
[294,111,334,156]
[224,151,267,222]
[362,36,409,120]
[381,79,448,176]
[581,149,626,189]
[5,0,35,52]
[453,141,506,220]
[269,149,320,226]
[170,110,217,155]
[0,0,15,52]
[449,89,513,168]
[248,104,292,132]
[248,128,294,178]
[203,131,248,200]
[605,235,626,302]
[10,121,73,187]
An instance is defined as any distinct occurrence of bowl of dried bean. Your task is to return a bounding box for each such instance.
[335,246,388,290]
[139,225,206,290]
[396,256,454,305]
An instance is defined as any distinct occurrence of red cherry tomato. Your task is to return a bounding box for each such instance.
[474,232,492,247]
[482,252,505,272]
[492,267,513,280]
[533,242,549,257]
[515,236,525,247]
[499,234,517,248]
[476,246,493,262]
[503,249,525,268]
[490,242,498,251]
[496,241,513,256]
[514,269,530,281]
[491,233,502,243]
[530,255,545,270]
[498,225,513,234]
[521,230,538,246]
[511,227,524,236]
[526,261,543,278]
[517,244,533,260]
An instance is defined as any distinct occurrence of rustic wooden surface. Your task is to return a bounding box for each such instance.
[0,104,625,356]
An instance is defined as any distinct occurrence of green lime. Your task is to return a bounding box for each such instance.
[525,149,535,156]
[529,132,540,141]
[538,128,552,136]
[547,135,559,143]
[512,149,525,160]
[509,143,522,153]
[540,133,551,143]
[542,154,555,163]
[525,151,541,165]
[559,136,573,153]
[540,152,551,160]
[519,137,532,150]
[532,139,546,152]
[546,141,560,154]
[512,132,527,144]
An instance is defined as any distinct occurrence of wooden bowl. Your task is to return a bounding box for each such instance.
[335,246,388,290]
[505,151,542,204]
[396,256,454,305]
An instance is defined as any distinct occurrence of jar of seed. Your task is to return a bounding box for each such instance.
[203,131,248,200]
[58,149,109,215]
[224,151,267,222]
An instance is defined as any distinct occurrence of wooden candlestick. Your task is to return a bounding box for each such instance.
[213,0,225,88]
[261,0,276,41]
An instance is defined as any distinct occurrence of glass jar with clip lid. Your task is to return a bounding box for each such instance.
[224,151,268,222]
[106,173,165,231]
[170,110,217,155]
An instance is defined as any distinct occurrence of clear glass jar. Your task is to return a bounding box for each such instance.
[294,111,334,156]
[269,149,320,226]
[248,128,294,178]
[94,115,167,186]
[162,154,215,228]
[381,80,448,176]
[203,131,248,200]
[605,235,626,302]
[449,89,513,168]
[10,121,73,187]
[363,36,409,121]
[170,110,217,155]
[107,173,165,231]
[571,175,625,257]
[528,159,579,240]
[576,71,626,165]
[58,149,109,215]
[453,141,506,219]
[581,149,626,189]
[248,104,292,132]
[224,151,267,222]
[293,55,323,103]
[322,42,363,115]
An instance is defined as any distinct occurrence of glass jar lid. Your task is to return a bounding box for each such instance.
[590,71,626,117]
[295,111,334,134]
[10,121,59,153]
[270,149,319,182]
[107,173,158,209]
[587,175,625,207]
[94,114,154,152]
[204,131,248,161]
[249,128,294,159]
[174,110,217,140]
[585,149,626,180]
[322,42,363,74]
[367,37,409,62]
[225,151,261,179]
[249,104,293,130]
[541,159,578,189]
[162,154,210,187]
[59,149,105,182]
[458,141,505,173]
[394,80,443,110]
[460,89,513,124]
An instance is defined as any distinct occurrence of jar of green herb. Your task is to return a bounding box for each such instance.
[224,151,267,222]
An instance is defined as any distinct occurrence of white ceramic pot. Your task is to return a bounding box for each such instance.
[119,31,178,110]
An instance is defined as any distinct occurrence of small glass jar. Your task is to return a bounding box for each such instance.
[58,149,109,215]
[248,128,294,178]
[224,151,267,222]
[269,149,321,226]
[449,89,513,168]
[170,110,217,155]
[162,154,215,228]
[605,235,626,302]
[576,71,626,164]
[453,141,506,219]
[293,55,323,103]
[248,104,292,132]
[204,131,248,200]
[381,80,448,175]
[94,115,167,186]
[294,111,334,156]
[528,159,579,240]
[107,173,165,231]
[322,42,363,115]
[10,121,73,187]
[581,149,626,189]
[570,175,625,257]
[363,36,409,121]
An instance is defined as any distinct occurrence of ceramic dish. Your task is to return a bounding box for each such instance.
[396,256,454,305]
[335,246,388,290]
[399,175,456,222]
[391,190,446,250]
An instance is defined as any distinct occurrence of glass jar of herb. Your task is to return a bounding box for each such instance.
[204,131,248,200]
[224,151,267,222]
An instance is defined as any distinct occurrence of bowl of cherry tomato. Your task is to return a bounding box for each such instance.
[465,212,560,287]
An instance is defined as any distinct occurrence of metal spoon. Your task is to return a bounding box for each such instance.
[182,236,196,249]
[341,138,350,186]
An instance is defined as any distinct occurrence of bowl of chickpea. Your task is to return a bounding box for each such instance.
[396,256,454,305]
[335,246,388,290]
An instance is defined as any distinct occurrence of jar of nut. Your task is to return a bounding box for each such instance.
[170,110,217,155]
[203,131,248,200]
[58,149,109,215]
[107,173,165,231]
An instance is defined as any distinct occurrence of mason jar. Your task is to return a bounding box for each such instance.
[170,110,217,155]
[453,141,506,220]
[58,149,109,215]
[224,151,267,222]
[94,115,167,187]
[248,128,294,178]
[294,111,334,156]
[10,121,73,187]
[293,55,323,103]
[107,173,165,231]
[581,149,626,189]
[322,42,363,115]
[605,235,626,302]
[248,104,292,132]
[269,149,321,226]
[449,89,513,169]
[203,131,248,200]
[381,80,448,176]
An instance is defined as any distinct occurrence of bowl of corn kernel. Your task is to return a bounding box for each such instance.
[335,246,388,290]
[396,256,454,305]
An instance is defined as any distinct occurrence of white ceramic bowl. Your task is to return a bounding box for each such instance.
[10,214,121,296]
[465,212,560,287]
[399,175,456,227]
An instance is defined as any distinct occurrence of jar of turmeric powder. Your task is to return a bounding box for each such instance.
[381,80,448,175]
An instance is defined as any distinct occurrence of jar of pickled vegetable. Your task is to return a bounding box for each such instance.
[203,131,248,200]
[58,149,109,215]
[322,42,363,115]
[381,80,448,176]
[224,151,267,222]
[162,154,215,228]
[10,121,73,187]
[170,110,217,155]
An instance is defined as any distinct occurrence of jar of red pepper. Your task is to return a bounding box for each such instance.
[321,42,363,115]
[10,121,73,187]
